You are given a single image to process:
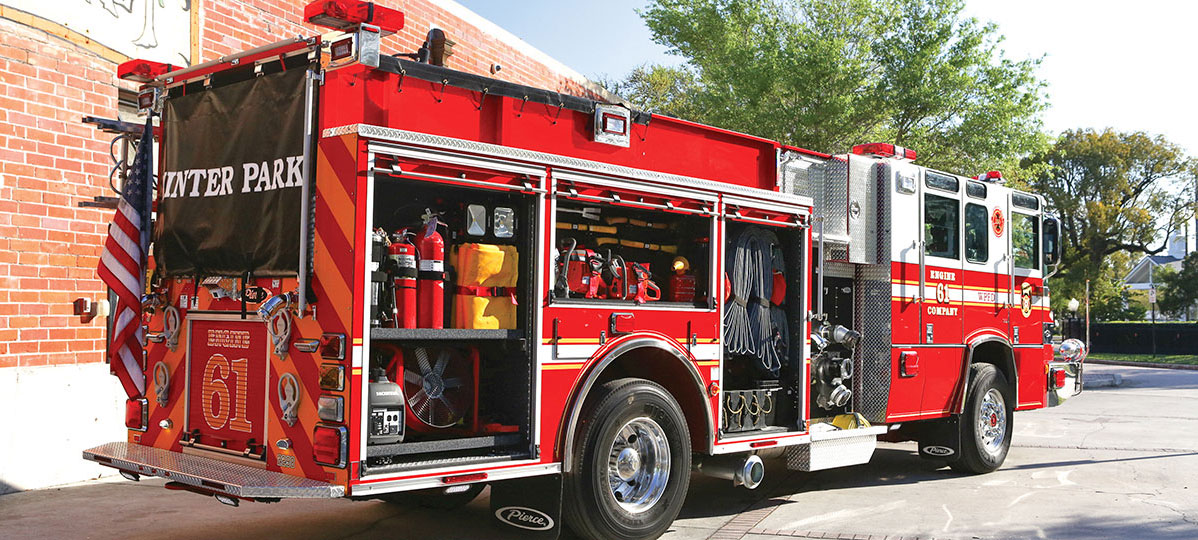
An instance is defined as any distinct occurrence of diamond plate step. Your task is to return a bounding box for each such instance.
[83,442,344,499]
[784,425,888,472]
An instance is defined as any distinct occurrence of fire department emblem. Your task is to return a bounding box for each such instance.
[1020,282,1033,317]
[991,208,1004,237]
[935,282,949,304]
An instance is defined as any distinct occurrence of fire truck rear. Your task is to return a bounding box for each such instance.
[82,2,1088,539]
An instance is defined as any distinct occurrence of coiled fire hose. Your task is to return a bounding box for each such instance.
[724,227,786,375]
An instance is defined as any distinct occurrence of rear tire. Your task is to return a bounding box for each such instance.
[563,378,691,540]
[950,363,1013,474]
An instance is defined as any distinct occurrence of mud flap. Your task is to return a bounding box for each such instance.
[490,473,562,539]
[918,415,961,461]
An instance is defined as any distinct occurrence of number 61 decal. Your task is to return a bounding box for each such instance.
[200,353,253,433]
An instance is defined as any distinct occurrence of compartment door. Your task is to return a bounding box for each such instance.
[186,317,271,458]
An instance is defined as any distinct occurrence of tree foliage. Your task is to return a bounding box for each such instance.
[609,0,1049,175]
[1023,129,1197,318]
[1159,253,1198,319]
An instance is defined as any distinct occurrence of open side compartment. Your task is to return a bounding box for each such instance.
[362,169,537,473]
[551,184,715,308]
[719,214,808,437]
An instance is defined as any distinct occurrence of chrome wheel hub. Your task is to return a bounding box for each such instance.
[978,388,1007,455]
[616,447,641,481]
[607,417,670,514]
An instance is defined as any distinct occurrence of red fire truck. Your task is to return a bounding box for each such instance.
[82,2,1087,539]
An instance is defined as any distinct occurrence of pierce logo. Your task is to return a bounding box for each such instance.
[495,506,554,531]
[923,445,955,457]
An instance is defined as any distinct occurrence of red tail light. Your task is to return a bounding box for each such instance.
[125,398,148,431]
[1051,368,1067,389]
[304,1,404,34]
[313,424,347,467]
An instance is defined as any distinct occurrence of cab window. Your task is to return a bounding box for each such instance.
[1012,212,1039,270]
[924,194,959,259]
[964,203,988,263]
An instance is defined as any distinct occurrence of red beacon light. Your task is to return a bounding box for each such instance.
[304,0,404,35]
[974,170,1004,182]
[117,59,175,83]
[851,143,917,161]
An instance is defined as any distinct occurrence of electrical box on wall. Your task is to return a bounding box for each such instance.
[593,104,631,147]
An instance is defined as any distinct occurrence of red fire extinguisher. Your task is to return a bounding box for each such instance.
[415,210,445,329]
[388,230,417,329]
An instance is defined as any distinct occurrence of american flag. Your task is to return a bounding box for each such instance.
[98,117,153,399]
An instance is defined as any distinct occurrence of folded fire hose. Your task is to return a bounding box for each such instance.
[723,227,788,375]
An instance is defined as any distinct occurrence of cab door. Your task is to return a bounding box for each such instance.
[918,170,965,415]
[962,180,1012,342]
[1009,192,1045,408]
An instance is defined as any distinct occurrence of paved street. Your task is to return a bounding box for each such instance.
[1,364,1194,540]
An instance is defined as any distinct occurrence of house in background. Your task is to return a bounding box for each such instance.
[1123,232,1194,320]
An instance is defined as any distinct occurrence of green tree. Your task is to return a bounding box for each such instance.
[1159,253,1198,319]
[614,0,1048,175]
[1023,129,1197,319]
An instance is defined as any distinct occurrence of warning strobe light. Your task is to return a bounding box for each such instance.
[851,143,917,161]
[304,1,404,35]
[118,59,175,83]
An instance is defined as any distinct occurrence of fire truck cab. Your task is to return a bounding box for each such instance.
[83,3,1087,540]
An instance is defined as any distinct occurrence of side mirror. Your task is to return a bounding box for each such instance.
[1043,216,1061,266]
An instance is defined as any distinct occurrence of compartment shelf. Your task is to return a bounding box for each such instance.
[366,433,523,458]
[369,328,524,341]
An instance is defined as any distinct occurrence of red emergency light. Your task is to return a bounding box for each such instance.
[118,59,175,83]
[851,143,917,161]
[304,1,404,34]
[974,170,1004,182]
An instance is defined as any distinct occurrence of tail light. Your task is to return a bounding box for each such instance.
[313,424,348,467]
[125,398,148,432]
[1051,368,1067,389]
[320,333,346,360]
[317,395,344,422]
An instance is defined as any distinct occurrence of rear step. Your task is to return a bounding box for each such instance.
[784,425,888,471]
[84,442,343,499]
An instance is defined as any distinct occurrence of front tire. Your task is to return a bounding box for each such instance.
[564,378,691,540]
[951,363,1013,474]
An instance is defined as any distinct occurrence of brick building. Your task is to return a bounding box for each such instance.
[0,0,611,493]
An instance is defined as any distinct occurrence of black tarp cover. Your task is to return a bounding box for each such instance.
[155,67,308,277]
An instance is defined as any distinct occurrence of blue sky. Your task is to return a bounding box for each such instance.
[455,0,1198,158]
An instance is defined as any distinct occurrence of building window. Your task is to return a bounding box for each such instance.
[924,194,959,260]
[1012,212,1039,270]
[965,203,988,263]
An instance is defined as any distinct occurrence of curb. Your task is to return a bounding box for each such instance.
[1086,359,1198,371]
[1083,372,1122,388]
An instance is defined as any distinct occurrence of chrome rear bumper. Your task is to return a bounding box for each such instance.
[83,442,344,499]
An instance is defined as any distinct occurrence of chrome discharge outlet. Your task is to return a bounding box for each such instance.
[694,454,765,489]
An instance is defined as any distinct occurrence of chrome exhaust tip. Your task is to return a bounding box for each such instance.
[695,454,765,490]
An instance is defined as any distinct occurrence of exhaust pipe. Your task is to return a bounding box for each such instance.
[694,454,764,489]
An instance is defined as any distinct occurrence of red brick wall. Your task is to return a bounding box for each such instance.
[0,0,602,369]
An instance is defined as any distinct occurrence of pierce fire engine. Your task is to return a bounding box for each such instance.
[82,2,1087,539]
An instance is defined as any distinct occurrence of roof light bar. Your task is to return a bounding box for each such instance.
[117,59,176,83]
[974,170,1004,182]
[304,1,404,35]
[851,143,917,161]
